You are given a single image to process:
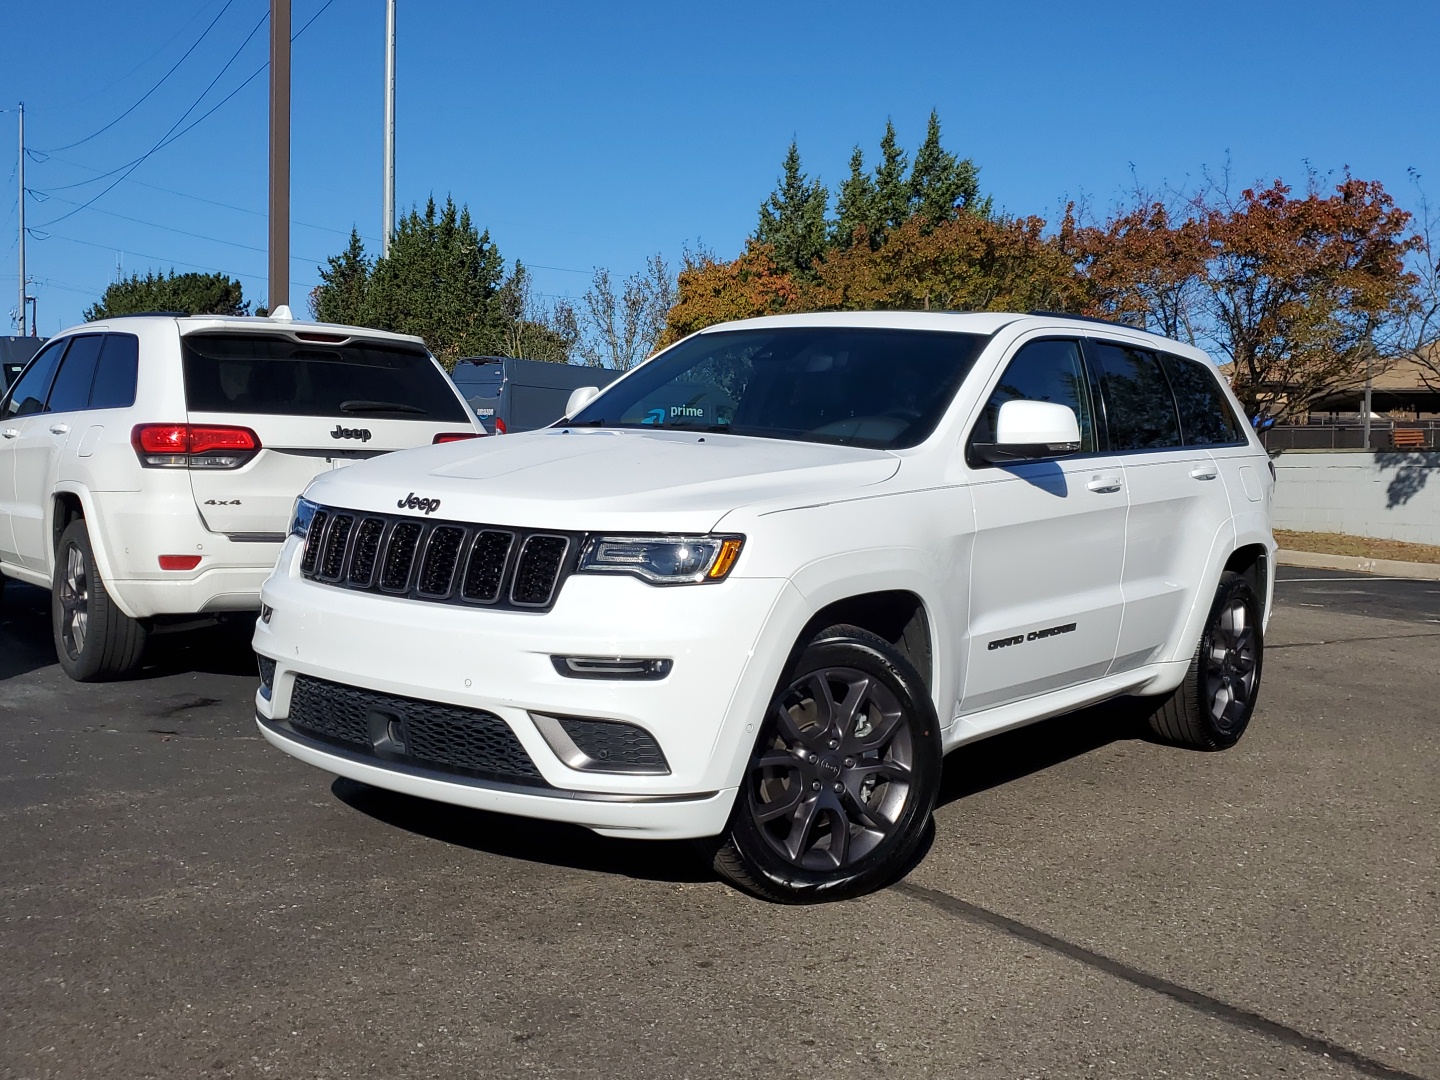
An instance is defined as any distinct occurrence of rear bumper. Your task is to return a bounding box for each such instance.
[256,710,737,839]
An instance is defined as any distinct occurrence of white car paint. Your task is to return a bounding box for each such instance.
[254,311,1276,840]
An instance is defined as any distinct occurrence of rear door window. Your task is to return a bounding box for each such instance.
[1158,353,1246,446]
[89,334,140,410]
[1,339,68,420]
[1087,341,1182,451]
[181,333,468,422]
[45,335,104,414]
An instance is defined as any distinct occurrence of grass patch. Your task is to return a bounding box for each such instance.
[1274,529,1440,565]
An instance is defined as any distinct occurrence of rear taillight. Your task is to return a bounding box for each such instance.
[132,424,260,469]
[494,417,507,435]
[433,431,483,443]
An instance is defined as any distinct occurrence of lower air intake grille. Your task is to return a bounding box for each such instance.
[299,505,578,613]
[558,716,669,772]
[287,675,547,785]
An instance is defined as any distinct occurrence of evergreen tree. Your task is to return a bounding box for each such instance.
[831,147,877,249]
[754,141,830,276]
[85,270,247,320]
[311,229,371,325]
[873,120,911,233]
[361,197,507,367]
[908,109,988,226]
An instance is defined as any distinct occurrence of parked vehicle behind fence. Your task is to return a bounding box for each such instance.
[254,311,1275,902]
[449,355,623,434]
[0,308,483,681]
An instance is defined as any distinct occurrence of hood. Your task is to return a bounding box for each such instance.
[301,427,901,532]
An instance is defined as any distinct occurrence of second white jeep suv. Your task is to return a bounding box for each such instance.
[253,312,1274,901]
[0,311,481,680]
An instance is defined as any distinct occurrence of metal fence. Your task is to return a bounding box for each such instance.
[1260,420,1438,451]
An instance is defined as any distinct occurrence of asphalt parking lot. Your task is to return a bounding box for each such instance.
[1,567,1436,1080]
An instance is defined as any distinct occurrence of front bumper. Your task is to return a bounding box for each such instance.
[253,538,805,839]
[256,713,737,839]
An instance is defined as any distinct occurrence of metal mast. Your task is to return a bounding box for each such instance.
[17,102,25,333]
[382,0,396,257]
[268,0,291,310]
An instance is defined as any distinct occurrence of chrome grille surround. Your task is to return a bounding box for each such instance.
[300,504,581,613]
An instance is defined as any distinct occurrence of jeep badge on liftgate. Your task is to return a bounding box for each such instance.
[331,425,372,442]
[397,492,441,515]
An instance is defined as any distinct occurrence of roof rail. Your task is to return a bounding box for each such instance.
[94,311,190,319]
[1026,310,1148,332]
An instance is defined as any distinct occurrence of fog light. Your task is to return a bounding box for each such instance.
[550,655,672,680]
[260,604,273,624]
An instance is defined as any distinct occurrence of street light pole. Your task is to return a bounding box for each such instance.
[17,101,26,334]
[382,0,396,257]
[268,0,291,311]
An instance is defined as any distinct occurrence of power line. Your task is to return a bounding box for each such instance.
[29,0,344,221]
[30,8,271,230]
[39,0,240,153]
[34,193,324,263]
[40,230,313,292]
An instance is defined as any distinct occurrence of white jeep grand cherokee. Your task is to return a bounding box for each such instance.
[254,311,1274,901]
[0,311,481,681]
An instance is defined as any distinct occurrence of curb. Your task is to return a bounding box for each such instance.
[1277,549,1440,580]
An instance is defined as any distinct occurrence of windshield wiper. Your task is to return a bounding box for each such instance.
[340,400,426,414]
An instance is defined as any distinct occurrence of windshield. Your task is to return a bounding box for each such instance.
[568,326,990,449]
[182,333,469,421]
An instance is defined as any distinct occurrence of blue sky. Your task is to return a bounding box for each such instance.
[2,0,1437,334]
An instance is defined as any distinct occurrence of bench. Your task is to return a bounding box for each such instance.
[1391,428,1428,449]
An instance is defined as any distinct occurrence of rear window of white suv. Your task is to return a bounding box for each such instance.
[182,333,468,422]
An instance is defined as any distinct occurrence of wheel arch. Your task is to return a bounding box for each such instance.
[797,590,934,698]
[50,485,140,619]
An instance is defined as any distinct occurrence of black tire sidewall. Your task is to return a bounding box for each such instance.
[725,627,942,900]
[1193,573,1264,748]
[52,521,107,681]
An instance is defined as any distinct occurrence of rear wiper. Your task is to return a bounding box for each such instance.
[340,400,426,414]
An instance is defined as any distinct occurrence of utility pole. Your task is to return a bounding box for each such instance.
[17,101,26,335]
[268,0,291,310]
[382,0,396,257]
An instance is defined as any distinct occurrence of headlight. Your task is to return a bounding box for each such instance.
[290,496,320,539]
[578,534,744,585]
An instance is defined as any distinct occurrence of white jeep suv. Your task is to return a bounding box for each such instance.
[253,312,1274,901]
[0,311,481,681]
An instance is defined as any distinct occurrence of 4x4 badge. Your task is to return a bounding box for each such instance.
[397,492,441,515]
[331,425,372,442]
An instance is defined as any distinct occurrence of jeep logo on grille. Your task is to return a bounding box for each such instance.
[397,492,441,515]
[331,425,372,442]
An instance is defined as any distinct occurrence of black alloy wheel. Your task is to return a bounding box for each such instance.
[710,624,941,902]
[51,520,148,682]
[1145,571,1264,750]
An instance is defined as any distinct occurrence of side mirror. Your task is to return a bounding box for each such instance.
[564,385,601,419]
[972,400,1082,464]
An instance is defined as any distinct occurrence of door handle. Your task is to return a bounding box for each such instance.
[1087,475,1122,493]
[1,428,17,439]
[49,423,70,436]
[1190,464,1218,480]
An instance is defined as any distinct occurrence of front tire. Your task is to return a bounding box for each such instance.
[1144,571,1264,750]
[52,520,148,682]
[710,624,942,903]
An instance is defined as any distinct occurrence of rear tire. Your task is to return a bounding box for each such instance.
[52,520,148,682]
[1144,571,1263,750]
[709,624,942,903]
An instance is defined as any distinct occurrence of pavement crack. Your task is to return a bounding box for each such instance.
[157,697,223,718]
[892,881,1429,1080]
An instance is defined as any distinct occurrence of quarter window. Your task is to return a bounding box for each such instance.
[45,335,104,414]
[1,339,68,420]
[1088,341,1182,451]
[971,338,1096,455]
[1158,353,1246,446]
[89,334,140,410]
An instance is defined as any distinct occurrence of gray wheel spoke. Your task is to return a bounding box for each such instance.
[833,673,872,741]
[751,781,804,824]
[782,795,823,863]
[753,749,799,772]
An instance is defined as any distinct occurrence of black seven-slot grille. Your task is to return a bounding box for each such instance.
[301,505,578,611]
[287,674,547,785]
